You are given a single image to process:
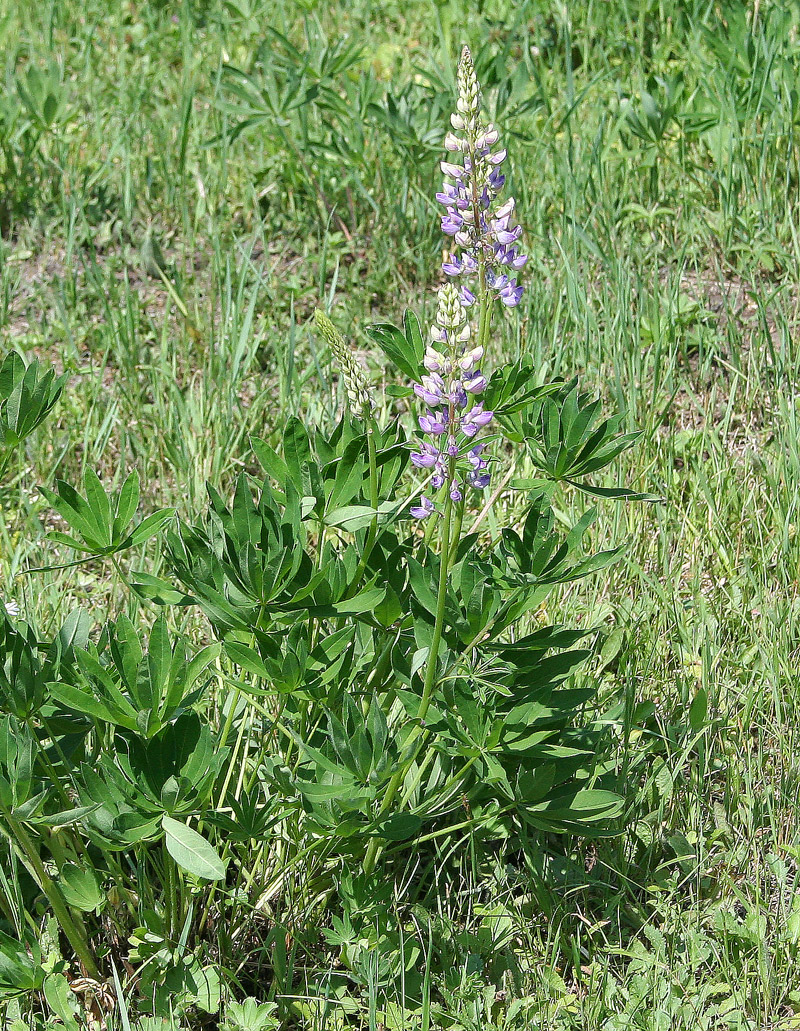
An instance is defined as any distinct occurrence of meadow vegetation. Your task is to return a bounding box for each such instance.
[1,1,800,1028]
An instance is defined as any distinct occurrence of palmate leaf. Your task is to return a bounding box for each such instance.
[53,617,218,737]
[367,310,426,381]
[522,385,656,501]
[40,468,175,558]
[0,352,66,449]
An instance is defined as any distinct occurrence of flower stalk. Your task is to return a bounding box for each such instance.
[365,45,528,873]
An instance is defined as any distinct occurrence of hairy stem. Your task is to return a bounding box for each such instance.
[363,459,460,875]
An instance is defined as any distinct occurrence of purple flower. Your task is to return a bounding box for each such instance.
[407,48,529,519]
[461,404,493,437]
[431,52,526,312]
[449,383,468,408]
[413,373,446,406]
[495,245,528,271]
[459,345,484,373]
[463,371,486,394]
[488,170,506,192]
[498,279,523,307]
[423,347,447,373]
[410,496,436,519]
[467,470,491,489]
[419,409,448,435]
[411,441,441,469]
[468,444,488,470]
[441,211,464,235]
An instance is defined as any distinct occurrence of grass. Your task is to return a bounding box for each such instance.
[2,0,800,1027]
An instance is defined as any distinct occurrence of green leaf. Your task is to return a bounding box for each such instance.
[372,812,422,841]
[82,468,112,546]
[283,417,313,491]
[128,508,175,547]
[43,973,79,1030]
[367,313,425,381]
[251,436,290,486]
[223,640,270,679]
[325,504,377,532]
[115,469,141,531]
[130,571,194,606]
[162,815,227,880]
[0,929,43,992]
[565,479,662,502]
[40,482,105,551]
[30,804,100,828]
[145,616,168,696]
[48,682,124,727]
[407,557,438,616]
[58,863,105,913]
[332,587,385,615]
[689,688,707,731]
[403,309,426,365]
[188,962,221,1014]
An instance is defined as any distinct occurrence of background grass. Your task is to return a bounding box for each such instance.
[3,0,800,1027]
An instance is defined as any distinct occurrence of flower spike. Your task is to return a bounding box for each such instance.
[314,309,375,418]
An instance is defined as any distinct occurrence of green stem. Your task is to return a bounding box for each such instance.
[447,498,465,567]
[363,465,460,875]
[401,751,480,810]
[346,419,380,597]
[416,487,454,724]
[0,448,13,486]
[164,848,179,941]
[0,806,99,979]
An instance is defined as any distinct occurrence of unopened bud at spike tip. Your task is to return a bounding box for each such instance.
[313,309,375,419]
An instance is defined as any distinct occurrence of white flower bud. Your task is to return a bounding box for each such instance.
[494,198,515,220]
[450,113,466,130]
[440,161,462,178]
[459,345,483,370]
[424,347,446,372]
[444,132,463,152]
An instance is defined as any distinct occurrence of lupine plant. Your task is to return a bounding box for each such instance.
[0,46,652,1019]
[156,45,647,906]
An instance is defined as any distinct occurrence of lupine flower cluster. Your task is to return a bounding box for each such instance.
[410,46,526,520]
[437,46,527,309]
[409,283,492,518]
